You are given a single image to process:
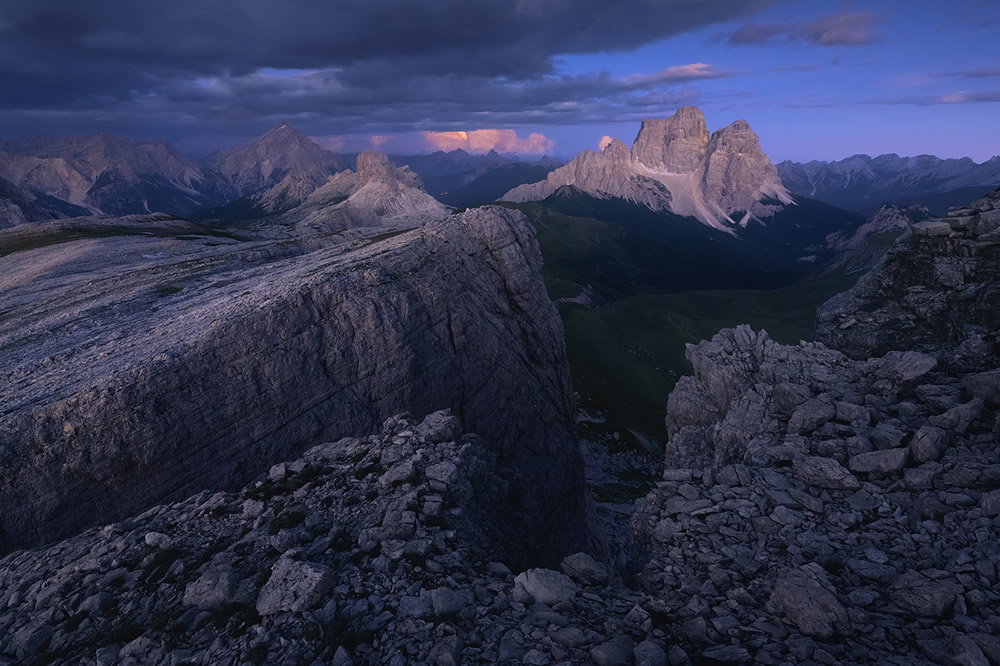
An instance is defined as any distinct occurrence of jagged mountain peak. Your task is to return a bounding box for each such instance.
[631,107,709,173]
[504,105,792,231]
[714,118,752,135]
[356,150,424,191]
[208,125,345,198]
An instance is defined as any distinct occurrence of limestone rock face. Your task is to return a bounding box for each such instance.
[503,105,793,231]
[816,188,1000,371]
[0,205,594,564]
[501,140,673,212]
[701,119,792,218]
[630,107,709,173]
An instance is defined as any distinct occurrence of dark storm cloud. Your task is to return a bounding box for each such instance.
[726,11,881,47]
[0,0,774,142]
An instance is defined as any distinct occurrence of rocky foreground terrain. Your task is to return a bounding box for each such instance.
[1,187,998,664]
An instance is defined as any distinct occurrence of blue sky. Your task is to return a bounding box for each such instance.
[1,0,998,162]
[523,0,1000,161]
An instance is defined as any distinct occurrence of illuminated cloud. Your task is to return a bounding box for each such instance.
[422,129,554,155]
[370,134,389,147]
[599,135,614,150]
[314,135,345,151]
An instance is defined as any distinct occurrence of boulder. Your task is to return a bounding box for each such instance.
[513,568,578,606]
[256,557,334,615]
[766,564,848,638]
[849,448,910,475]
[889,570,956,617]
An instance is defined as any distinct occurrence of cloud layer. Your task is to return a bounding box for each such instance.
[0,0,774,146]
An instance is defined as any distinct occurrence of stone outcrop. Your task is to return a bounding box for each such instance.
[503,106,793,231]
[0,205,595,565]
[633,321,999,664]
[816,188,1000,370]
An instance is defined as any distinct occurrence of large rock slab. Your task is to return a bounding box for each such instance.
[0,206,596,565]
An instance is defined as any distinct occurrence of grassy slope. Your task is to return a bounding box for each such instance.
[499,201,862,442]
[560,274,858,438]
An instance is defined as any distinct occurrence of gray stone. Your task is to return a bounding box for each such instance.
[912,220,953,237]
[183,566,238,610]
[378,460,415,488]
[590,635,636,666]
[513,568,578,606]
[560,551,610,585]
[788,399,836,434]
[793,456,861,490]
[849,448,909,475]
[430,587,471,618]
[256,557,334,615]
[634,640,668,666]
[766,564,847,638]
[889,570,956,617]
[144,531,172,549]
[10,616,54,661]
[397,594,432,620]
[701,645,751,663]
[980,490,1000,517]
[910,425,947,463]
[953,635,991,666]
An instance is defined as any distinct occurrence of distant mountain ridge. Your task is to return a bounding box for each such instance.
[503,106,793,232]
[0,133,232,217]
[777,153,1000,215]
[0,127,561,224]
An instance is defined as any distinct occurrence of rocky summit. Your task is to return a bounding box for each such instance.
[503,106,793,231]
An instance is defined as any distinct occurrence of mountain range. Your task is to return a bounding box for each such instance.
[777,153,1000,215]
[3,117,997,237]
[0,133,232,217]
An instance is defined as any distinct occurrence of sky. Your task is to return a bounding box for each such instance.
[1,0,998,162]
